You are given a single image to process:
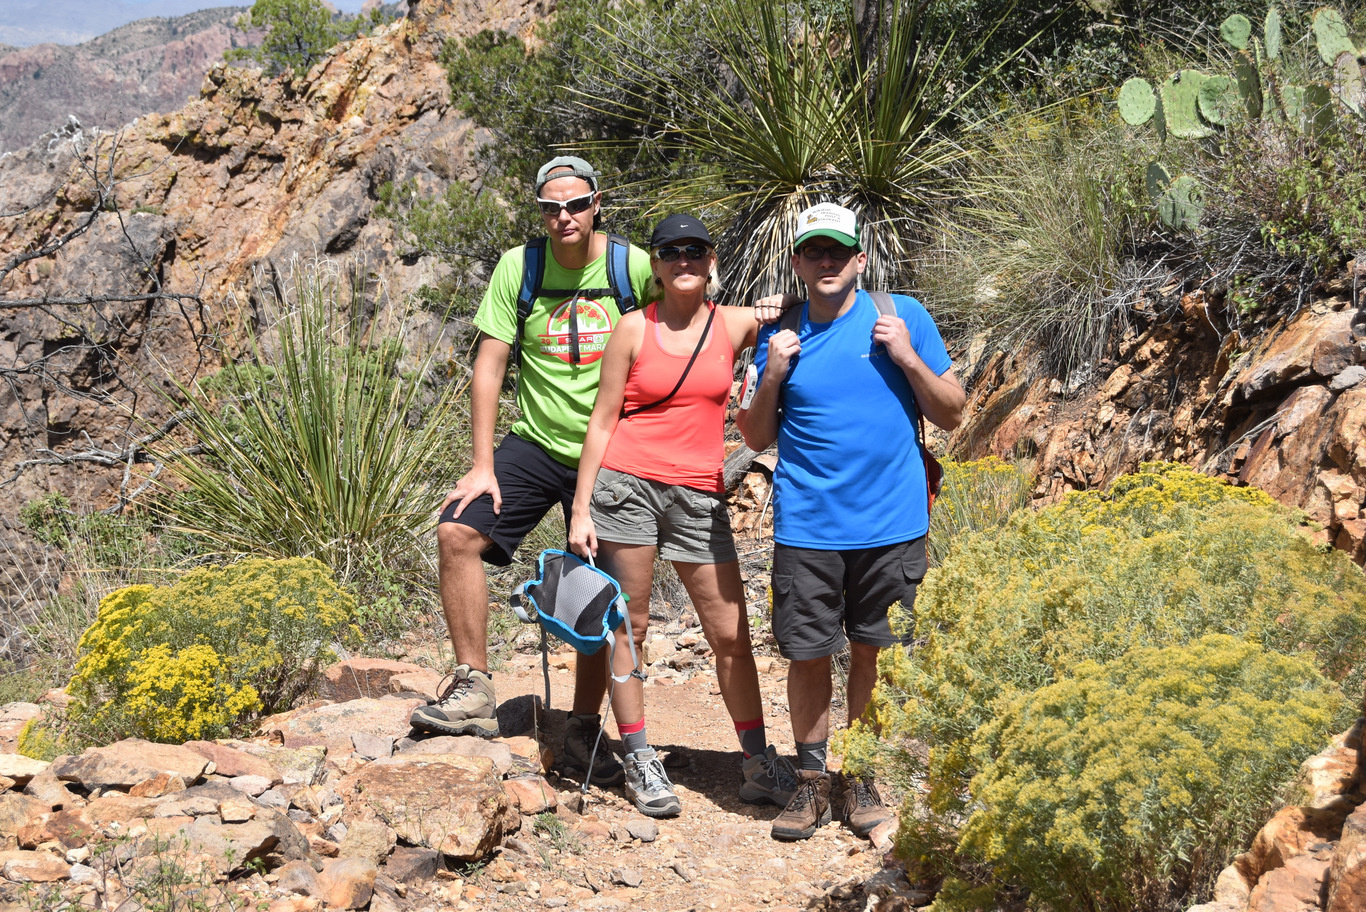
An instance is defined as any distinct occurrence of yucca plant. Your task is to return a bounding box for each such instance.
[585,0,1025,299]
[154,257,467,586]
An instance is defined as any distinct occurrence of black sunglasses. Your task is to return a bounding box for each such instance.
[536,192,596,217]
[798,243,856,262]
[655,243,712,262]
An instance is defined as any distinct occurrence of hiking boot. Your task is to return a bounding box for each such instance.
[770,769,832,841]
[739,745,798,807]
[408,665,498,738]
[562,714,626,787]
[623,748,681,818]
[839,772,893,838]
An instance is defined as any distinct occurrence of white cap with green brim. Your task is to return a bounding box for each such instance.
[793,202,861,250]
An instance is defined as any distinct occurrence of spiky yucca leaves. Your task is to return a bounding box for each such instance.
[156,258,466,585]
[588,0,1019,300]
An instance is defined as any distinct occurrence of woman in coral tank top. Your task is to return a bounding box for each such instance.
[569,214,796,819]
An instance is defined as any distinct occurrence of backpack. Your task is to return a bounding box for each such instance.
[778,290,943,512]
[511,549,643,793]
[512,232,638,368]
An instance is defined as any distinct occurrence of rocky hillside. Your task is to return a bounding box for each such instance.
[0,7,257,155]
[0,0,539,535]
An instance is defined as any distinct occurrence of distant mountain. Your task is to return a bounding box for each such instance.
[0,1,258,46]
[0,7,256,155]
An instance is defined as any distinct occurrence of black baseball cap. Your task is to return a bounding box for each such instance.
[649,214,714,248]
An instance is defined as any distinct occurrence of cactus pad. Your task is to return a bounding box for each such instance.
[1265,5,1282,60]
[1198,74,1240,124]
[1146,162,1172,205]
[1336,52,1365,116]
[1234,52,1264,119]
[1221,14,1253,49]
[1160,70,1216,138]
[1313,8,1357,67]
[1158,175,1204,230]
[1119,78,1158,125]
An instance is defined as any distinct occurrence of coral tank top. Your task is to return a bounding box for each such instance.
[602,303,735,492]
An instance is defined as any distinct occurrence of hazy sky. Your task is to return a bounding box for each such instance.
[1,1,370,47]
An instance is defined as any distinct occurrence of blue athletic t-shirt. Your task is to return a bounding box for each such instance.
[753,290,953,549]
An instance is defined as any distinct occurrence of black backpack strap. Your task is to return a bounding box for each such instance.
[513,238,549,368]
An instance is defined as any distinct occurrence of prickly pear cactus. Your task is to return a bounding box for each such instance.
[1119,78,1158,125]
[1160,70,1216,138]
[1234,52,1264,119]
[1221,13,1253,49]
[1314,8,1358,66]
[1158,175,1204,230]
[1145,162,1172,205]
[1336,53,1365,116]
[1198,74,1241,125]
[1265,5,1282,60]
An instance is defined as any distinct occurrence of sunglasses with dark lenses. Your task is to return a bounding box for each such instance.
[536,192,596,217]
[798,242,856,262]
[655,243,712,262]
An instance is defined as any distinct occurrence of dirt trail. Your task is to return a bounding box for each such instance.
[431,651,898,912]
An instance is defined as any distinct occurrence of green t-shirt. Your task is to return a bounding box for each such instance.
[474,236,657,467]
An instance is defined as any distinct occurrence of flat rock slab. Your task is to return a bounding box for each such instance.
[321,659,427,702]
[0,849,70,883]
[226,744,326,787]
[259,698,423,756]
[51,740,209,790]
[397,735,513,775]
[183,740,283,782]
[338,755,511,861]
[0,755,47,786]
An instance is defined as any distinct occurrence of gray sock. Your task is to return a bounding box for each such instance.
[622,727,650,755]
[796,739,828,772]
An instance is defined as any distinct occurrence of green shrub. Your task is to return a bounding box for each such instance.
[853,463,1366,903]
[960,635,1342,912]
[65,557,356,745]
[927,456,1034,568]
[155,257,465,641]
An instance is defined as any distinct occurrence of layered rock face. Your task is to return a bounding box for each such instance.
[0,0,540,524]
[955,278,1366,563]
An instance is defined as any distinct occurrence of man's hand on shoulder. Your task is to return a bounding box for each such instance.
[873,314,920,369]
[439,465,501,518]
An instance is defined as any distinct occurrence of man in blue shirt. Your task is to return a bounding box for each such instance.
[737,203,966,842]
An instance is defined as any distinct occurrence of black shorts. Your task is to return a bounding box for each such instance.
[770,537,927,661]
[438,433,576,567]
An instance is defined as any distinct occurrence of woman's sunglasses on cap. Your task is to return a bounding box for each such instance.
[537,192,596,216]
[654,243,712,262]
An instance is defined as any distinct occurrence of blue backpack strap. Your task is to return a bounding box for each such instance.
[604,232,637,314]
[513,237,549,368]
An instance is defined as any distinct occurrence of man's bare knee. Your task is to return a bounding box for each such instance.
[437,521,492,560]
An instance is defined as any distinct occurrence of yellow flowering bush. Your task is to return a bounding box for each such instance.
[845,463,1366,908]
[959,636,1340,912]
[66,557,356,745]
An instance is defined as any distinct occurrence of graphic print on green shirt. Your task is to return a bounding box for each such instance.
[473,237,656,467]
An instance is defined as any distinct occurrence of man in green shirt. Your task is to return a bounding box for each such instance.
[410,157,656,788]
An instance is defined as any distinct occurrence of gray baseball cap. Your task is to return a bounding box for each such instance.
[535,156,600,195]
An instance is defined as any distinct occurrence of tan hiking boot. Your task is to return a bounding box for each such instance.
[770,769,832,841]
[839,772,893,838]
[408,665,498,738]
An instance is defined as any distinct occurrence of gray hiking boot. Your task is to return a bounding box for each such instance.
[408,665,498,738]
[562,714,626,786]
[623,748,681,818]
[739,745,798,807]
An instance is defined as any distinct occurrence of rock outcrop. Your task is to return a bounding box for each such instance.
[953,278,1366,563]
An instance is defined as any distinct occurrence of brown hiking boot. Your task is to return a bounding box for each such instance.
[839,772,893,838]
[770,769,832,841]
